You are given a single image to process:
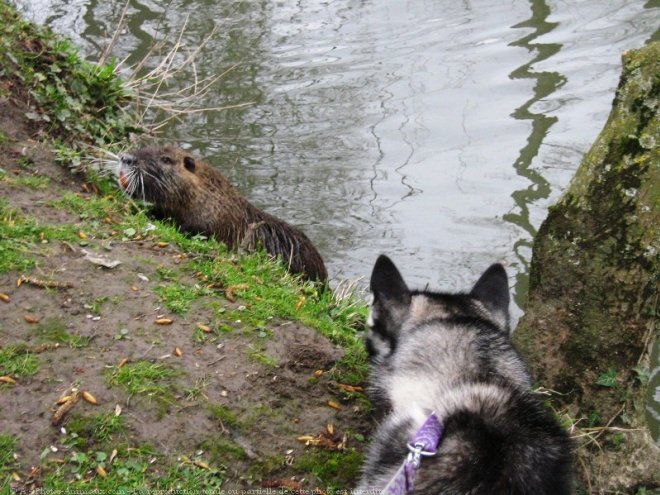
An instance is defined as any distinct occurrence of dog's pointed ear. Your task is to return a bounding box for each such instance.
[367,255,410,359]
[470,263,509,316]
[370,255,410,304]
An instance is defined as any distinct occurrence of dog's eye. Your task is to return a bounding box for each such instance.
[161,156,174,165]
[183,156,196,173]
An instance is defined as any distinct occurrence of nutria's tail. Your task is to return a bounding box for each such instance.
[242,216,327,282]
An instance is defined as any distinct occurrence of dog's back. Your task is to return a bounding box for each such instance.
[357,255,573,494]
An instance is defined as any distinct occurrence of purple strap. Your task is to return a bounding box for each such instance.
[380,412,443,494]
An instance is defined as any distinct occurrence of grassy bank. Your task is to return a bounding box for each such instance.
[0,1,371,492]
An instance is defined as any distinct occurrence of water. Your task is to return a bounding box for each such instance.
[18,0,659,435]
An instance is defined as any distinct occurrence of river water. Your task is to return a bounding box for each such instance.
[18,0,659,437]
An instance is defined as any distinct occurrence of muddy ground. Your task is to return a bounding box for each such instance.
[0,93,373,492]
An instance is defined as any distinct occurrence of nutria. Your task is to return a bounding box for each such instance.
[117,146,328,282]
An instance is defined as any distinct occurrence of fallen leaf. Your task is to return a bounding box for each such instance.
[11,472,20,482]
[0,376,17,385]
[174,347,183,357]
[295,296,306,311]
[262,479,303,491]
[196,323,212,333]
[313,369,324,378]
[118,358,129,368]
[326,423,334,435]
[95,466,107,478]
[52,391,81,426]
[225,283,249,303]
[78,231,88,240]
[109,449,118,464]
[23,315,40,324]
[156,241,169,248]
[0,292,10,303]
[338,383,364,393]
[327,400,342,411]
[16,275,73,289]
[82,391,98,405]
[114,404,122,416]
[297,431,342,450]
[194,460,210,470]
[56,395,73,405]
[155,318,173,325]
[82,249,121,269]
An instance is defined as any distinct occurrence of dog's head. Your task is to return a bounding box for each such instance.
[366,254,510,359]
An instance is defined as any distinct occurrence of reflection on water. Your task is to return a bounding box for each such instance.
[19,0,659,438]
[506,0,564,309]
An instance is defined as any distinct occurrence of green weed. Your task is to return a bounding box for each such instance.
[0,347,39,377]
[52,191,129,223]
[595,368,618,388]
[106,361,179,404]
[189,249,369,384]
[66,412,126,444]
[206,404,242,430]
[248,344,279,368]
[0,1,138,149]
[159,458,225,491]
[33,318,89,347]
[0,434,18,474]
[198,437,246,464]
[0,199,79,273]
[294,448,363,487]
[155,283,208,315]
[41,446,156,490]
[185,375,210,401]
[0,173,50,189]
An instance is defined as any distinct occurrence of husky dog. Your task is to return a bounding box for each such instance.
[356,255,573,494]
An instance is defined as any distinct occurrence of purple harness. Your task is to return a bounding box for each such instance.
[380,413,444,495]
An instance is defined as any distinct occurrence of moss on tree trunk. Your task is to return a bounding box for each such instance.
[513,42,659,492]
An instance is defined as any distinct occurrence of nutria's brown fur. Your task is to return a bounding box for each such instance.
[118,146,327,281]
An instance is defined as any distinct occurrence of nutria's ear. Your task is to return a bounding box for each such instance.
[470,263,510,330]
[183,156,196,173]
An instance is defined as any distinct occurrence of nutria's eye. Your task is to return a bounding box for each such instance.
[183,156,196,173]
[161,156,174,165]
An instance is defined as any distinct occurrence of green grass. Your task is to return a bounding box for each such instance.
[155,283,209,315]
[188,248,369,384]
[0,199,80,273]
[106,361,180,404]
[131,216,371,385]
[248,346,279,368]
[41,443,226,491]
[0,347,39,378]
[294,448,363,488]
[0,172,50,189]
[33,318,89,347]
[66,412,127,444]
[0,434,18,476]
[185,375,211,401]
[198,437,246,465]
[206,404,242,430]
[51,190,131,223]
